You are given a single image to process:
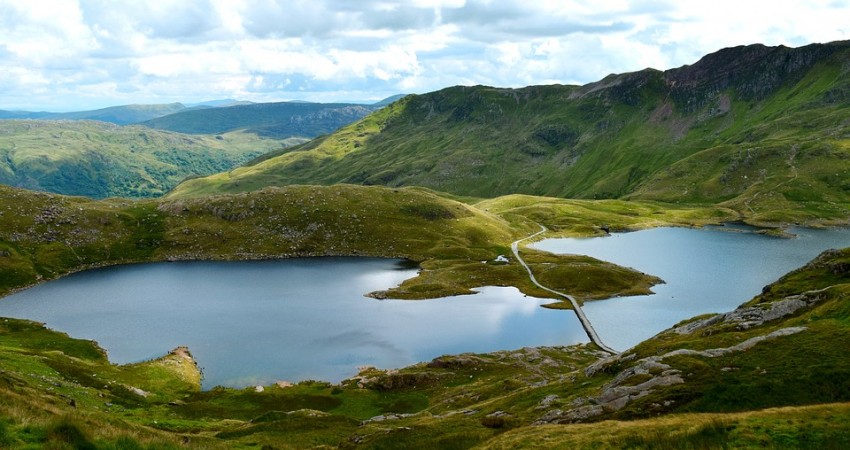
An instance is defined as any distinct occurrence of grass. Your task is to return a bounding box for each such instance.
[481,403,850,449]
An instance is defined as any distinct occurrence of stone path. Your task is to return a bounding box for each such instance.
[511,225,619,355]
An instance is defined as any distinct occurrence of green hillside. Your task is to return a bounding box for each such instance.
[0,120,297,198]
[141,101,379,139]
[171,41,850,225]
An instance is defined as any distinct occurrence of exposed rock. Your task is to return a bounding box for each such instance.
[127,386,149,397]
[361,412,415,425]
[365,371,449,391]
[427,355,486,369]
[673,287,833,334]
[534,405,605,424]
[536,394,560,409]
[542,326,807,424]
[584,352,632,377]
[672,314,724,335]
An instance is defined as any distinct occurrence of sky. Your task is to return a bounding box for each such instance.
[1,0,849,111]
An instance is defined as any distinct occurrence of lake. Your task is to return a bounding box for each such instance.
[532,226,850,350]
[2,226,848,388]
[0,258,586,388]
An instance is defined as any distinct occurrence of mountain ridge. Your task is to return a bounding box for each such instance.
[0,103,187,125]
[139,100,387,139]
[170,40,850,225]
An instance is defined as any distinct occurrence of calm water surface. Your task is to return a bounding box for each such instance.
[532,226,850,351]
[0,258,585,388]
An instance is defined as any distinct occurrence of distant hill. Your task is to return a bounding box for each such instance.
[0,103,188,125]
[0,96,406,135]
[171,41,850,224]
[370,94,408,107]
[185,99,255,108]
[139,101,382,139]
[0,110,53,119]
[0,120,295,198]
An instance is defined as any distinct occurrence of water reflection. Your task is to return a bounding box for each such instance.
[532,226,850,351]
[0,258,586,388]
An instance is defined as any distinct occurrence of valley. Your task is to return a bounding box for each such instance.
[1,38,850,449]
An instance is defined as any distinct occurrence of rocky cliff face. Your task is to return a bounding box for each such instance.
[665,40,850,110]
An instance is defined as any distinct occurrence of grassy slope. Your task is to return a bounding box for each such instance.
[0,121,294,198]
[0,239,848,448]
[170,42,850,225]
[629,51,850,225]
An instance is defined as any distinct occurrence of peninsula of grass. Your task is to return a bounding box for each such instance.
[0,183,740,304]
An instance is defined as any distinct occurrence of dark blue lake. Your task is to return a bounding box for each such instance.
[532,226,850,351]
[0,258,584,388]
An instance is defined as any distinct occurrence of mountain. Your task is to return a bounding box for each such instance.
[0,120,295,198]
[171,40,850,225]
[0,103,188,124]
[140,101,381,139]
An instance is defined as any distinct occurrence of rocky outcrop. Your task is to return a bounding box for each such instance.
[673,286,834,334]
[538,326,808,424]
[665,41,850,110]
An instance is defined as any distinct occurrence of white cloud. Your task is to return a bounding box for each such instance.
[0,0,848,110]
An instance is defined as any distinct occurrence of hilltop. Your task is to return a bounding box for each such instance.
[171,40,850,225]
